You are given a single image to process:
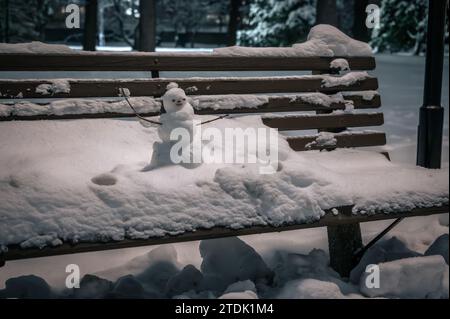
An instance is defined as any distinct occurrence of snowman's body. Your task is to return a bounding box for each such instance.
[144,83,199,171]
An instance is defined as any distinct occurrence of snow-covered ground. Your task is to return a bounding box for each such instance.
[0,54,448,299]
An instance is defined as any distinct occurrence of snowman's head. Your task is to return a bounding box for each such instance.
[162,83,188,113]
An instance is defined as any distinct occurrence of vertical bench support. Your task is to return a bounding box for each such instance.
[313,69,364,277]
[327,223,363,278]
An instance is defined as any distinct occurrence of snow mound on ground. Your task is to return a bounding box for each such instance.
[218,290,258,299]
[109,274,148,299]
[97,245,180,296]
[0,42,73,54]
[200,237,274,292]
[425,234,449,264]
[70,274,113,299]
[214,25,373,57]
[0,275,53,299]
[165,265,203,297]
[218,279,258,299]
[277,278,348,299]
[350,236,421,283]
[360,255,448,299]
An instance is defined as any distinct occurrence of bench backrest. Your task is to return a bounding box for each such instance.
[0,52,385,152]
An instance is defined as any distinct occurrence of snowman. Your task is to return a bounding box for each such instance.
[143,82,200,171]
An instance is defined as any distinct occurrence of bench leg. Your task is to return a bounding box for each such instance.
[327,223,363,278]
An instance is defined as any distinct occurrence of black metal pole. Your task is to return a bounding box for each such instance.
[417,0,448,168]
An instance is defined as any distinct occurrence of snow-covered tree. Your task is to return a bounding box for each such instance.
[2,0,69,42]
[371,0,428,55]
[237,0,316,46]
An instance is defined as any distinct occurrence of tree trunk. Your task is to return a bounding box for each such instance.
[352,0,370,41]
[83,0,98,51]
[316,0,338,27]
[4,0,10,43]
[227,0,242,46]
[98,0,105,47]
[138,0,157,52]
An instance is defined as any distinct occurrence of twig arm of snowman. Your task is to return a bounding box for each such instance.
[119,88,162,126]
[197,114,230,125]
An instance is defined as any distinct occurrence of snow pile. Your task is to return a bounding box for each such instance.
[360,255,448,298]
[321,72,370,88]
[303,24,373,57]
[199,237,274,292]
[425,234,449,264]
[330,58,350,72]
[0,42,74,54]
[214,24,373,57]
[35,80,71,96]
[0,117,447,249]
[0,275,53,299]
[1,233,449,299]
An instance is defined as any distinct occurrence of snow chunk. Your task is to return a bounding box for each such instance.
[305,24,373,57]
[305,132,337,149]
[192,94,269,110]
[200,237,274,292]
[216,280,259,299]
[425,234,449,264]
[330,58,350,72]
[0,41,73,54]
[360,255,448,298]
[71,274,113,299]
[321,72,370,88]
[289,92,346,107]
[165,265,203,297]
[20,233,63,249]
[350,237,421,283]
[218,290,258,299]
[277,278,347,299]
[342,90,378,101]
[0,275,52,299]
[35,80,71,96]
[223,280,257,294]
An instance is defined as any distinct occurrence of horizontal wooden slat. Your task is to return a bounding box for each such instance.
[1,205,447,263]
[0,94,382,121]
[0,76,379,98]
[0,53,376,72]
[263,113,384,131]
[287,131,387,151]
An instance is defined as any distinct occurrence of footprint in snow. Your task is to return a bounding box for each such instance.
[91,173,117,186]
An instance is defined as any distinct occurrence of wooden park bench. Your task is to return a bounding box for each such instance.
[0,50,448,277]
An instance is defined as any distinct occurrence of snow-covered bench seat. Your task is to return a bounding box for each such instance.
[0,27,448,276]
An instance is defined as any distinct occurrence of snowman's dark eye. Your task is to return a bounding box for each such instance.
[182,98,186,101]
[172,99,176,102]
